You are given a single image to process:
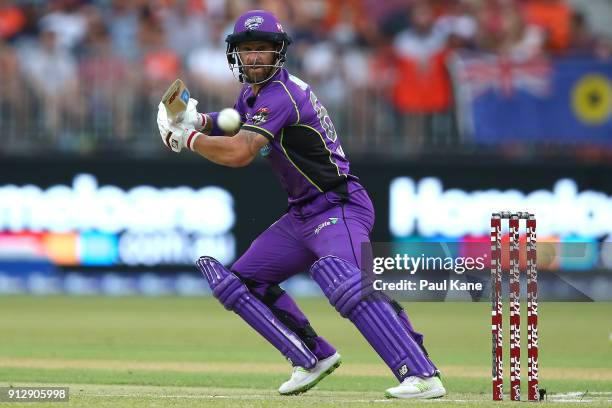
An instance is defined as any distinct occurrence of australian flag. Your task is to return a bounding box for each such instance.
[452,52,612,145]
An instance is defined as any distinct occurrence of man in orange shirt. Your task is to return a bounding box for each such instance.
[522,0,572,52]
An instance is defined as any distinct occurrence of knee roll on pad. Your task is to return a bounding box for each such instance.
[204,265,249,310]
[196,256,258,311]
[197,256,317,369]
[310,256,437,380]
[309,255,380,316]
[328,273,377,317]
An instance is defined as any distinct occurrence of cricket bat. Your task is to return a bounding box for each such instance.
[161,79,190,123]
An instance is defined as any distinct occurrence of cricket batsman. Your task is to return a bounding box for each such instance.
[156,10,446,399]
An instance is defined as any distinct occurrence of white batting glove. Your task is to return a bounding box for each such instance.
[157,102,202,152]
[182,98,208,130]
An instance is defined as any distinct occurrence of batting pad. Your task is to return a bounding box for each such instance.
[197,256,317,369]
[310,256,437,380]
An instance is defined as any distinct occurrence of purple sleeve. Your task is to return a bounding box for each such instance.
[206,94,246,136]
[206,112,224,136]
[241,85,297,141]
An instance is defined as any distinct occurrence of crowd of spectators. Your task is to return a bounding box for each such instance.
[0,0,610,155]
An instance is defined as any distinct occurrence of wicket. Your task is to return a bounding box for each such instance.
[491,212,539,401]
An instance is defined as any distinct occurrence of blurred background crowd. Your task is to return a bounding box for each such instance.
[1,0,611,158]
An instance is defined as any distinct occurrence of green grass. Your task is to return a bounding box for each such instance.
[0,297,610,407]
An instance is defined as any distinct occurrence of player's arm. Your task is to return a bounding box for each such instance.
[191,129,268,167]
[158,104,267,167]
[158,101,265,167]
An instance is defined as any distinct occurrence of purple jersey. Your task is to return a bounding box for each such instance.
[234,68,358,205]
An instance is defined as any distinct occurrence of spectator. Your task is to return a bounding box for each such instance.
[497,3,545,60]
[565,11,612,59]
[39,0,88,52]
[0,0,26,41]
[9,2,40,47]
[301,2,371,145]
[79,12,134,141]
[0,39,26,141]
[391,1,452,113]
[137,6,181,112]
[186,20,239,109]
[369,0,412,43]
[257,0,290,23]
[20,27,84,142]
[473,0,544,60]
[202,0,229,20]
[159,0,211,60]
[434,0,477,49]
[521,0,572,53]
[103,0,140,61]
[0,0,611,158]
[565,11,596,56]
[286,0,328,71]
[321,0,369,46]
[386,1,453,150]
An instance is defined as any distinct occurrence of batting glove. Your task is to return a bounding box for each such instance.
[157,102,202,153]
[182,98,208,131]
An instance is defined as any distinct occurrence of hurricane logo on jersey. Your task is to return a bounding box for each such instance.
[253,107,269,125]
[245,16,264,30]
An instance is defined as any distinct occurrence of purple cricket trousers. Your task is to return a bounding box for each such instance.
[230,181,437,379]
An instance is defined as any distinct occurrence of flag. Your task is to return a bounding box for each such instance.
[452,53,612,144]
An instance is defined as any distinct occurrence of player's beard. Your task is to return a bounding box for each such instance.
[243,65,274,84]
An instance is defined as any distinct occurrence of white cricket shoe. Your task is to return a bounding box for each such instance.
[385,375,446,399]
[278,352,341,395]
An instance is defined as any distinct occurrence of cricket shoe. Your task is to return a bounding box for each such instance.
[384,374,446,399]
[278,352,341,395]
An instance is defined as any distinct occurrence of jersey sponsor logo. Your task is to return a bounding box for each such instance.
[259,144,271,157]
[245,16,264,30]
[252,107,269,125]
[314,217,339,235]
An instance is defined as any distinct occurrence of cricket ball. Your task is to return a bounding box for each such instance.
[218,108,241,133]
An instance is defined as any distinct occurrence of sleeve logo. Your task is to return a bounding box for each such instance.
[259,144,271,157]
